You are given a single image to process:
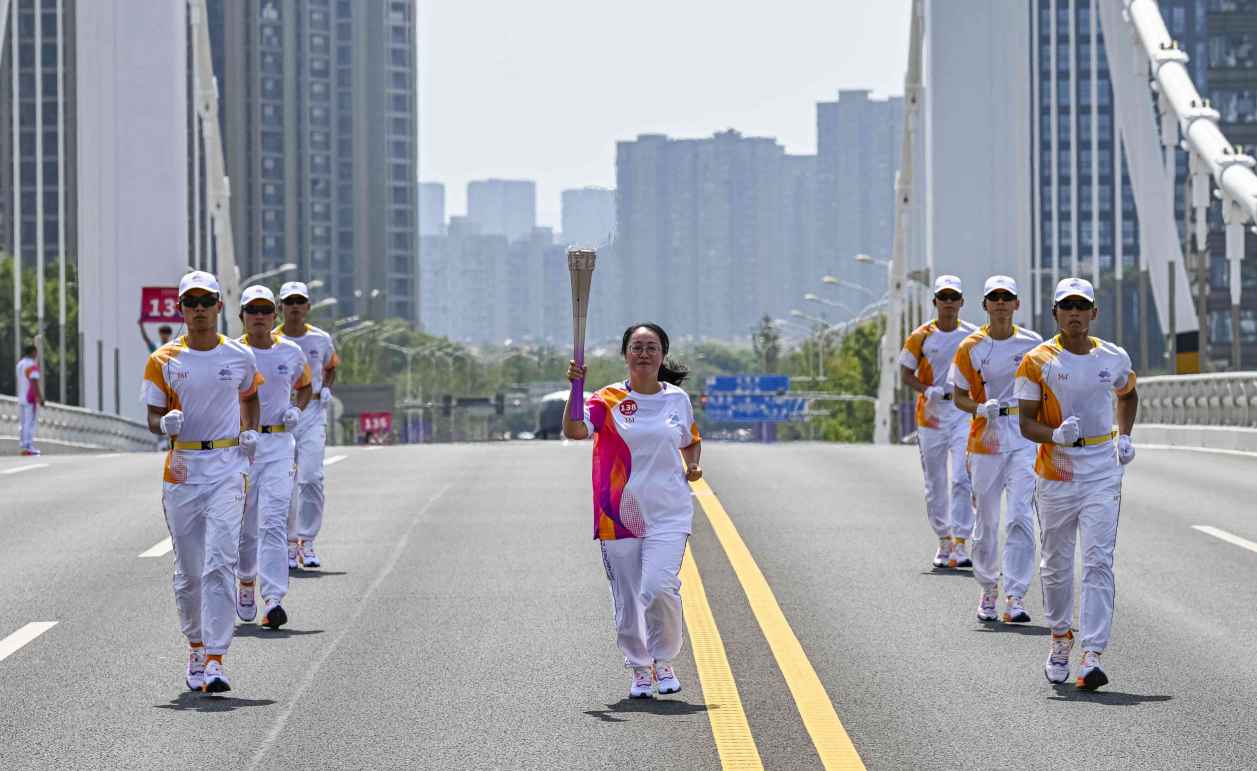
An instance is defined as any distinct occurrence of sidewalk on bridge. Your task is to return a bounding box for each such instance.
[1136,424,1257,454]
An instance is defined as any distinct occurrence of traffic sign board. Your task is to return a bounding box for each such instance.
[704,393,806,423]
[706,374,790,394]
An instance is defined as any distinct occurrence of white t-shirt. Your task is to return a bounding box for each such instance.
[898,320,977,428]
[275,324,340,430]
[143,335,262,484]
[1013,335,1136,482]
[16,356,40,405]
[239,335,312,464]
[582,381,701,540]
[949,325,1043,454]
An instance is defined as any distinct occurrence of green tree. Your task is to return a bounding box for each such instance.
[752,315,782,372]
[0,254,79,403]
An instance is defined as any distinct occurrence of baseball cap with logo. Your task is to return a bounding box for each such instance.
[1053,277,1095,304]
[240,285,276,308]
[278,281,310,301]
[178,270,221,297]
[933,275,963,296]
[983,275,1018,297]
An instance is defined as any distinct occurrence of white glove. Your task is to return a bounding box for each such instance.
[320,387,333,404]
[1117,434,1135,465]
[239,429,259,460]
[924,385,945,403]
[282,406,301,432]
[1051,416,1081,446]
[159,409,184,436]
[977,399,1001,421]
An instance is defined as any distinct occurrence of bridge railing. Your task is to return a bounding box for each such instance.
[1,396,156,452]
[1137,372,1257,428]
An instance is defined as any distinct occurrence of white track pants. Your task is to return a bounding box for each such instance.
[600,532,688,668]
[1036,472,1123,652]
[288,412,326,543]
[162,475,247,655]
[969,446,1037,598]
[19,404,36,450]
[917,419,974,540]
[240,457,295,603]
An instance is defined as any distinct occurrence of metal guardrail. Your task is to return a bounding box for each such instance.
[0,396,156,451]
[1137,372,1257,427]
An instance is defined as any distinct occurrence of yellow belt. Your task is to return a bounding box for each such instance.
[1072,430,1117,448]
[998,406,1020,416]
[173,437,241,451]
[259,424,286,434]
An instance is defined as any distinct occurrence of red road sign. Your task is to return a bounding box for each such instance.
[141,287,181,322]
[359,412,393,435]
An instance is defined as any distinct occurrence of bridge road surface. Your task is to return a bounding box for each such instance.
[0,441,1255,769]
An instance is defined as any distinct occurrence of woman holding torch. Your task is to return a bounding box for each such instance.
[564,323,702,699]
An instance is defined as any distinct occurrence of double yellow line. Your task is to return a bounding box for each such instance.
[681,478,865,771]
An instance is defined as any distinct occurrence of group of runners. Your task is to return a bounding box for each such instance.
[901,273,1138,691]
[143,270,339,693]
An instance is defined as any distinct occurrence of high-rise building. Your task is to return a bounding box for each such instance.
[560,187,615,248]
[208,0,418,321]
[419,181,445,236]
[466,179,535,243]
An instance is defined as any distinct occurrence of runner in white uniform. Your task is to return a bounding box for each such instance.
[1015,278,1138,691]
[236,286,312,630]
[899,275,978,569]
[563,323,703,700]
[949,276,1042,624]
[15,344,44,455]
[276,281,341,569]
[143,271,263,693]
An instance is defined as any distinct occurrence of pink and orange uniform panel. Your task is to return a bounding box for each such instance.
[898,320,976,428]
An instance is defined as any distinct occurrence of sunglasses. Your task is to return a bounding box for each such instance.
[243,304,276,315]
[934,292,962,303]
[281,296,309,306]
[985,291,1017,303]
[1056,298,1094,311]
[180,294,219,309]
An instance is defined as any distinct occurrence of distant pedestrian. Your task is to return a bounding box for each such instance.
[141,320,175,354]
[563,322,702,700]
[16,343,44,456]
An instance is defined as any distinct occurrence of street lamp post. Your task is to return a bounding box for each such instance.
[239,261,297,287]
[804,292,856,317]
[379,341,424,401]
[821,274,878,299]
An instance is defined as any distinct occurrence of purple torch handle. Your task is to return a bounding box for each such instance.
[568,351,585,422]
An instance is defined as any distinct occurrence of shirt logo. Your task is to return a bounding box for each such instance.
[1056,372,1069,382]
[619,400,638,417]
[277,363,289,374]
[218,367,234,382]
[1098,369,1111,382]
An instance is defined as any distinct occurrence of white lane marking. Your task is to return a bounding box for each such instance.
[1,464,50,475]
[247,483,452,770]
[1140,444,1257,459]
[139,538,173,558]
[0,622,58,663]
[96,453,121,459]
[324,455,347,467]
[364,446,382,452]
[1193,525,1257,554]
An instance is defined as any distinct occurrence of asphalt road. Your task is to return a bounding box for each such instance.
[0,440,1254,770]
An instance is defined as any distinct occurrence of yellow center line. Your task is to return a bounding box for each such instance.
[679,544,764,770]
[690,477,866,771]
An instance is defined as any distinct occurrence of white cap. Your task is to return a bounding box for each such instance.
[278,281,310,300]
[178,270,220,297]
[240,285,276,308]
[933,274,963,296]
[983,275,1018,297]
[1053,277,1096,303]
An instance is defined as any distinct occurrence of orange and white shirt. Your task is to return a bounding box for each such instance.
[949,325,1043,454]
[275,323,339,395]
[16,356,40,405]
[143,335,262,484]
[898,319,977,428]
[239,334,312,464]
[1013,335,1135,482]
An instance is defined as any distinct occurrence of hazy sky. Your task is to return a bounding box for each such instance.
[418,1,912,230]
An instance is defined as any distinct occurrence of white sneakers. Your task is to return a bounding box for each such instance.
[1076,650,1108,691]
[203,659,230,693]
[287,542,299,570]
[299,540,321,568]
[948,539,972,569]
[976,587,999,622]
[654,662,681,695]
[1003,595,1031,623]
[236,580,257,622]
[186,647,206,691]
[261,598,288,630]
[1044,630,1074,684]
[629,666,654,699]
[932,538,953,569]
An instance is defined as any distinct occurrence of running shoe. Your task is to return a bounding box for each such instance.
[202,659,231,694]
[654,662,681,695]
[20,448,40,456]
[299,540,321,568]
[236,581,257,622]
[931,539,953,569]
[629,666,654,699]
[1044,630,1074,684]
[949,539,972,569]
[287,542,299,570]
[1076,650,1108,691]
[261,598,288,630]
[976,587,999,622]
[185,646,206,691]
[1003,595,1031,623]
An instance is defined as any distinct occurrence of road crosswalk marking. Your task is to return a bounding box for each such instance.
[0,622,58,663]
[139,537,173,558]
[1193,525,1257,554]
[2,464,50,475]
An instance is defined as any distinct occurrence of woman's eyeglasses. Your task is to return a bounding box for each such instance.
[1056,298,1094,311]
[180,295,218,309]
[627,344,662,355]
